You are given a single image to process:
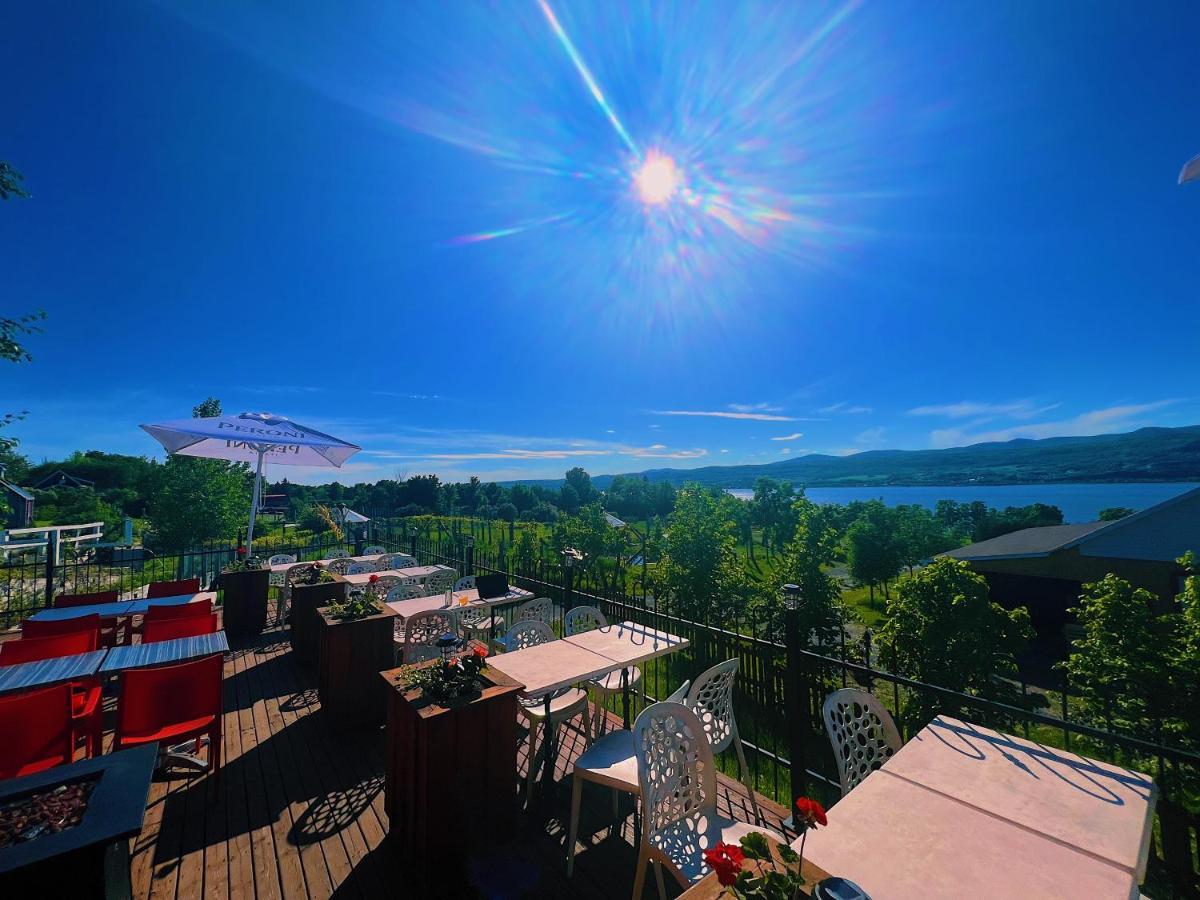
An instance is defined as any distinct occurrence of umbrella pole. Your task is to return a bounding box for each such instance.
[246,448,265,556]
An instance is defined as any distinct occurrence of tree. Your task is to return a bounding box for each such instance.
[843,501,903,603]
[652,485,752,623]
[771,494,851,649]
[497,502,517,541]
[0,307,46,452]
[144,399,251,551]
[877,557,1036,727]
[558,482,581,514]
[1098,507,1136,521]
[510,483,535,514]
[893,504,958,574]
[564,467,598,506]
[0,162,29,200]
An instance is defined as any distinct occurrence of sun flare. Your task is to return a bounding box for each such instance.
[634,151,681,205]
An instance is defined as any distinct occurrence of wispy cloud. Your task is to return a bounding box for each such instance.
[769,432,805,441]
[819,402,873,415]
[728,401,783,413]
[856,426,887,447]
[908,399,1058,420]
[930,400,1180,448]
[720,449,729,454]
[653,410,798,422]
[623,445,708,459]
[413,448,613,461]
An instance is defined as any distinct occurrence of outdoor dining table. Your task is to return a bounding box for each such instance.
[266,552,388,573]
[342,564,454,585]
[99,631,229,673]
[485,621,689,799]
[28,592,215,622]
[385,586,535,633]
[0,649,108,695]
[798,715,1157,899]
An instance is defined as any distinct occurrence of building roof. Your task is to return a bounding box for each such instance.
[31,469,94,489]
[604,512,627,528]
[945,522,1112,561]
[0,478,35,502]
[944,484,1200,563]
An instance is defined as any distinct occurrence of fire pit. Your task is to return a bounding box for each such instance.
[0,744,157,898]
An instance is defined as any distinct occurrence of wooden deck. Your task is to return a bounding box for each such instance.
[86,624,791,899]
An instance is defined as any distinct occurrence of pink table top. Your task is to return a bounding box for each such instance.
[386,586,533,621]
[484,639,614,696]
[342,565,451,585]
[798,766,1142,900]
[267,553,387,573]
[798,716,1155,898]
[562,621,689,665]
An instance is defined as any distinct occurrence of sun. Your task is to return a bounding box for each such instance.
[633,150,681,205]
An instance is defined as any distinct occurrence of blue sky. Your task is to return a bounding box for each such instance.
[3,1,1199,485]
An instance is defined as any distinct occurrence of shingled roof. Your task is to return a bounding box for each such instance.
[943,521,1113,561]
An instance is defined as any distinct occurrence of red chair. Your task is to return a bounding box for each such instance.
[145,597,212,622]
[52,590,120,646]
[116,654,223,781]
[0,631,97,665]
[0,632,104,758]
[54,589,119,608]
[0,684,76,778]
[22,613,102,643]
[143,613,219,643]
[146,578,201,599]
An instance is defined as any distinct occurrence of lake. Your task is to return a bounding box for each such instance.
[724,483,1200,524]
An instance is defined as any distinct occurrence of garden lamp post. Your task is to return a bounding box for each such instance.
[464,534,475,576]
[781,582,811,829]
[561,547,583,610]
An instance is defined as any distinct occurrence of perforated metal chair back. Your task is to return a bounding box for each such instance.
[822,687,902,796]
[563,605,606,636]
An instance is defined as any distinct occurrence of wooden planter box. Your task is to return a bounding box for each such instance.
[380,663,522,865]
[317,606,398,729]
[289,579,348,665]
[220,568,270,639]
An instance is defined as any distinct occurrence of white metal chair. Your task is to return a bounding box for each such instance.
[630,702,784,899]
[424,569,457,595]
[822,687,902,796]
[564,606,644,738]
[385,583,424,603]
[566,679,690,878]
[279,563,316,623]
[326,548,351,559]
[362,545,386,556]
[515,596,553,627]
[266,554,296,588]
[503,621,592,801]
[377,553,418,571]
[453,575,476,591]
[687,659,762,825]
[400,609,458,664]
[325,557,355,575]
[345,562,375,575]
[369,574,404,595]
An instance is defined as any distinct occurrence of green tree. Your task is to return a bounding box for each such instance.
[771,494,851,649]
[878,557,1035,727]
[564,467,598,506]
[144,399,250,551]
[652,485,752,622]
[844,500,903,604]
[0,162,30,200]
[1098,506,1136,521]
[893,504,958,574]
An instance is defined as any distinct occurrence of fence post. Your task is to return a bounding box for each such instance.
[782,583,810,826]
[43,531,58,607]
[465,535,475,576]
[409,528,418,560]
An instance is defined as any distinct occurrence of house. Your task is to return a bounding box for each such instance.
[944,486,1200,629]
[0,469,35,528]
[31,468,94,490]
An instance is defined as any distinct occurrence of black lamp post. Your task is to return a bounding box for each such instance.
[781,582,811,830]
[464,534,476,576]
[560,547,582,610]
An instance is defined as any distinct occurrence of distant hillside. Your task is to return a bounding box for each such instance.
[508,425,1200,490]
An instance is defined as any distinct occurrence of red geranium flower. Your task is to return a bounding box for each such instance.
[473,644,488,659]
[369,574,380,583]
[702,842,745,886]
[794,797,827,828]
[236,546,247,556]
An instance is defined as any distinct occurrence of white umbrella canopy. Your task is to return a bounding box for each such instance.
[140,412,361,555]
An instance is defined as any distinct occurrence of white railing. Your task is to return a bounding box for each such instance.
[0,522,106,564]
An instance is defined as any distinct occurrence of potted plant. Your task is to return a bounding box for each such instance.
[316,576,398,729]
[379,642,523,865]
[220,548,270,639]
[289,562,348,665]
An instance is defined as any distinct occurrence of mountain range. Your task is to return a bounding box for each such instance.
[508,425,1200,489]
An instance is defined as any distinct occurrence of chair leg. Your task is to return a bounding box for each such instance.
[734,733,762,825]
[611,786,620,827]
[566,774,583,878]
[653,860,667,900]
[631,843,651,900]
[581,701,592,747]
[525,725,538,805]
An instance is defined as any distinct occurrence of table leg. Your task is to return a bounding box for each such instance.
[621,667,631,730]
[540,693,557,802]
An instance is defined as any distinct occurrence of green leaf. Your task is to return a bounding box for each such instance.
[776,843,799,865]
[739,831,771,860]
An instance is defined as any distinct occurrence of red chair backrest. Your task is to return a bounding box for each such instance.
[22,614,102,644]
[144,598,213,623]
[0,631,97,666]
[117,653,223,739]
[146,578,202,599]
[143,613,219,644]
[54,589,119,609]
[0,683,75,779]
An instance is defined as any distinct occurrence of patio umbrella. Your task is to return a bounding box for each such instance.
[140,412,361,555]
[1180,153,1200,185]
